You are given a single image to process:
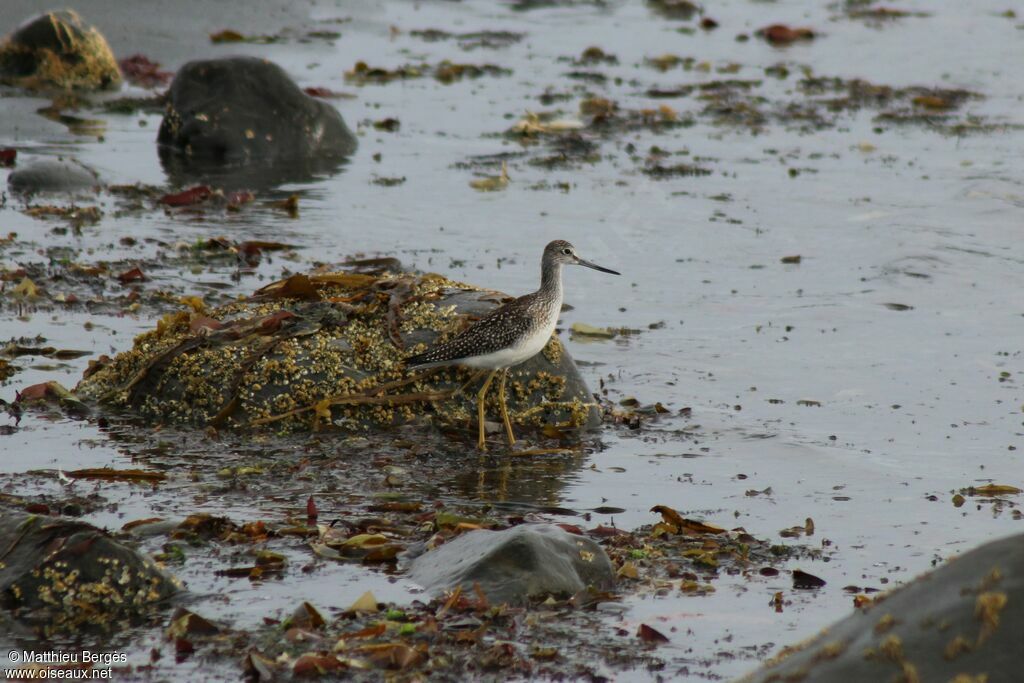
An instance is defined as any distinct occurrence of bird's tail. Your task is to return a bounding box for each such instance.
[404,351,449,369]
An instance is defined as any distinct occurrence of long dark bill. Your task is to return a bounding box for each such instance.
[576,257,620,275]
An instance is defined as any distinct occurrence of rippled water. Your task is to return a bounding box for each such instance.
[2,0,1022,679]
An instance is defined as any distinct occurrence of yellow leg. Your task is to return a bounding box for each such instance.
[498,369,516,446]
[476,370,497,450]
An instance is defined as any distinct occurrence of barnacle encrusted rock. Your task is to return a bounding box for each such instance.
[0,10,121,90]
[75,268,601,434]
[738,531,1024,683]
[0,513,178,631]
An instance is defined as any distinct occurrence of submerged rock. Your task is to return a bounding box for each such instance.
[0,513,178,631]
[739,532,1024,683]
[157,56,356,187]
[75,267,601,435]
[408,524,615,604]
[7,157,101,194]
[0,10,121,90]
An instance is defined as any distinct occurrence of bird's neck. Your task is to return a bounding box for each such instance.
[540,260,563,302]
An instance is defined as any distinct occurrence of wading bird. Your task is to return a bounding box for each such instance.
[405,240,619,450]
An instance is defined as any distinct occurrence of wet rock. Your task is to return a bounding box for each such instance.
[157,56,356,188]
[0,513,179,631]
[0,10,121,90]
[739,532,1024,683]
[7,157,101,194]
[408,524,615,604]
[74,268,601,434]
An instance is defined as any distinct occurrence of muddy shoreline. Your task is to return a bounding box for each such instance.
[1,0,1022,680]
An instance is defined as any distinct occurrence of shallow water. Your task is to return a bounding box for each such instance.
[1,0,1022,679]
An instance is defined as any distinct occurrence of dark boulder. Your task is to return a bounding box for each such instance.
[0,10,121,90]
[7,157,101,194]
[738,532,1024,683]
[0,513,179,631]
[157,56,356,188]
[408,524,615,605]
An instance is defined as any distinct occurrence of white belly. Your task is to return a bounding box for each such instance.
[462,317,557,369]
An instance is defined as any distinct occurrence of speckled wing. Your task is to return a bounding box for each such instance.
[405,299,535,368]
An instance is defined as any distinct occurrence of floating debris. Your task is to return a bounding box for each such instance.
[509,111,585,136]
[642,162,712,178]
[569,322,616,340]
[345,60,511,85]
[117,54,172,87]
[758,24,816,45]
[409,28,524,50]
[469,161,510,191]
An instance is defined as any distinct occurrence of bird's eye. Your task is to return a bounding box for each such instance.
[562,248,572,255]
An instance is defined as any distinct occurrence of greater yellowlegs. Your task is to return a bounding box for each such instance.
[406,240,619,450]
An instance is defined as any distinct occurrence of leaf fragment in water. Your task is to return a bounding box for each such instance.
[962,484,1021,497]
[569,322,616,339]
[347,591,380,614]
[792,569,827,589]
[469,161,510,191]
[637,623,670,643]
[67,467,166,482]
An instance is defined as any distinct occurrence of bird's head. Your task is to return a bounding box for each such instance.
[544,240,619,274]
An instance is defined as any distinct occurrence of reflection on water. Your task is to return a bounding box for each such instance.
[441,450,590,509]
[158,150,352,192]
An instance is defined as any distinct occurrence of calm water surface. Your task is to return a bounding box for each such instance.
[1,0,1022,679]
